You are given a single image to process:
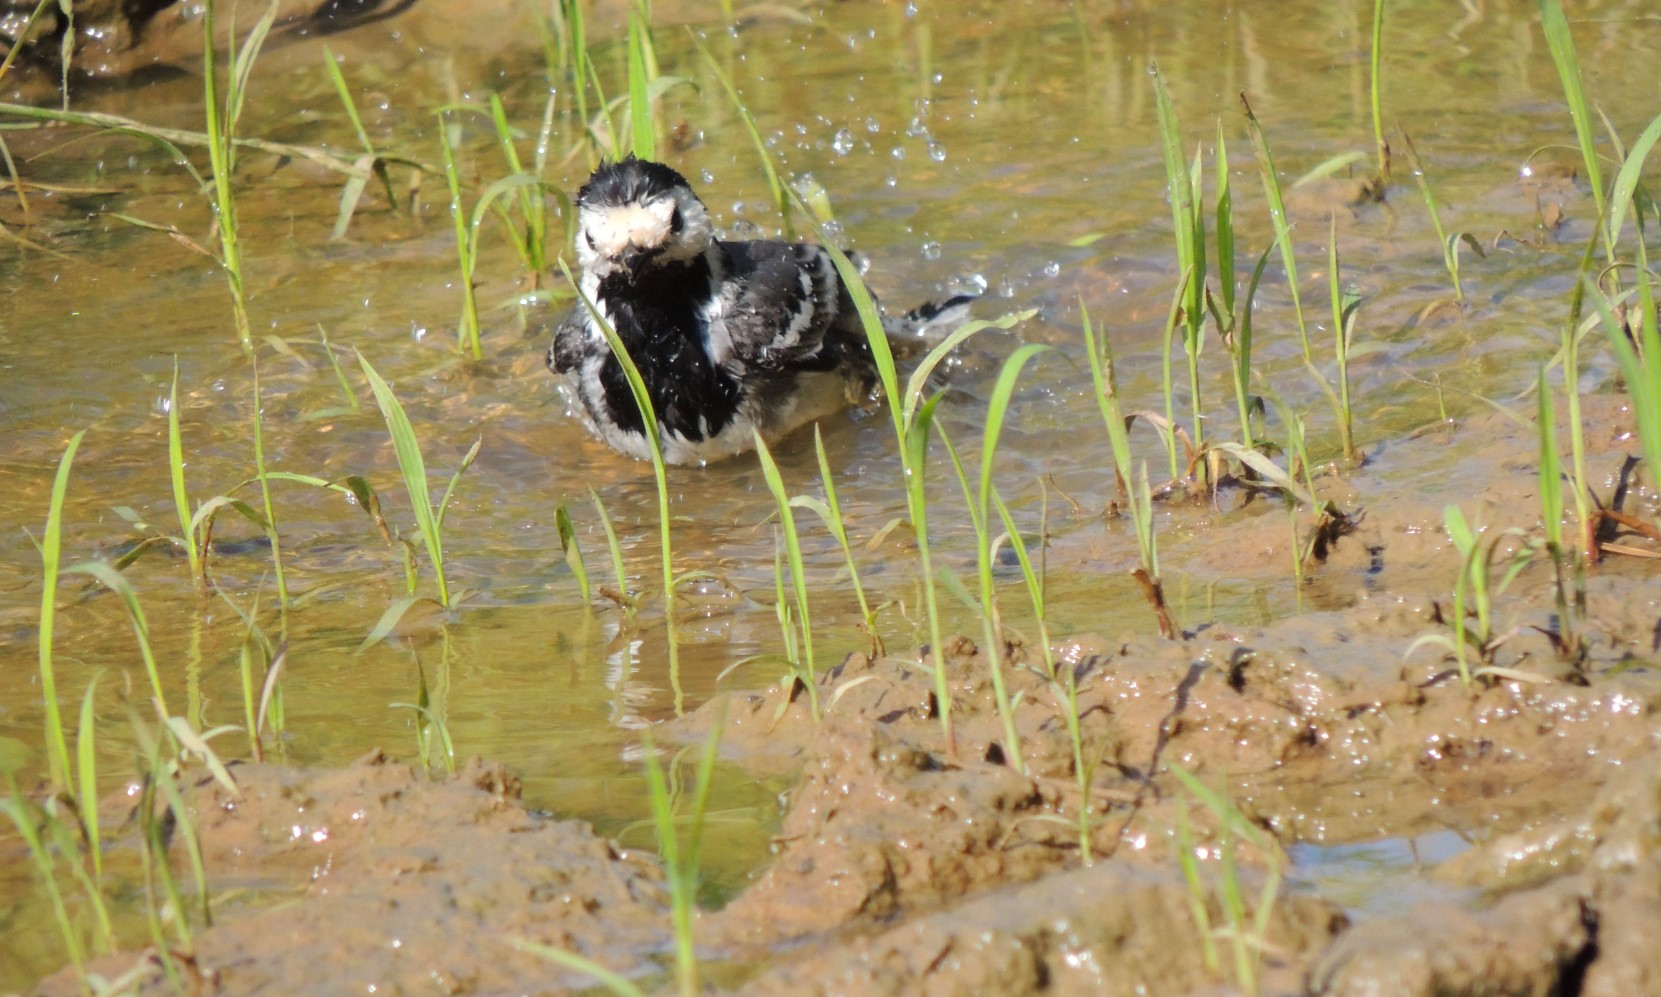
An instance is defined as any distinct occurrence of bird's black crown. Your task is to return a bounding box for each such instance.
[578,154,695,209]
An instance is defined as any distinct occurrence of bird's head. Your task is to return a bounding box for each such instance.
[573,155,713,282]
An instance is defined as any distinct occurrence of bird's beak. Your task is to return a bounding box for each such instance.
[620,247,647,276]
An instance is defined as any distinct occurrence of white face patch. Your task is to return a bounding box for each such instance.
[579,199,673,261]
[576,186,714,276]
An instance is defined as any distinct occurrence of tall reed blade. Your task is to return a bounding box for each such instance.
[37,430,85,790]
[358,354,454,607]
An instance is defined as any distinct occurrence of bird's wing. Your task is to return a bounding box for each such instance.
[546,307,590,374]
[709,240,852,372]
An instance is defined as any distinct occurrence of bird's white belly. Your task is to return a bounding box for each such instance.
[661,368,851,465]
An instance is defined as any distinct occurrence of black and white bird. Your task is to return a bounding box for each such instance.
[547,155,965,465]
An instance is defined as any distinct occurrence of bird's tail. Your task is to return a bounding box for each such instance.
[882,293,978,358]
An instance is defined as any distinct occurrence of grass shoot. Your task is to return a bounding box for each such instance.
[753,432,822,718]
[201,0,279,355]
[358,352,480,608]
[1082,301,1174,638]
[37,429,85,791]
[1170,763,1283,995]
[1240,93,1311,361]
[642,720,721,997]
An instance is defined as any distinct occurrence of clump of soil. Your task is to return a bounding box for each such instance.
[41,753,672,996]
[36,400,1661,995]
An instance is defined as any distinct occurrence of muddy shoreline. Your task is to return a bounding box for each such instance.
[31,394,1661,996]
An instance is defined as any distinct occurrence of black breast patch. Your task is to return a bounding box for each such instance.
[594,260,741,442]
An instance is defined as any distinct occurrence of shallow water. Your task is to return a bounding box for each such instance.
[2,0,1659,987]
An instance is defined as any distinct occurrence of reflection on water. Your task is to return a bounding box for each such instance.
[2,0,1658,984]
[1289,829,1477,918]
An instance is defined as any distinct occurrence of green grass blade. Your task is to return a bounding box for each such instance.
[436,117,482,360]
[627,4,656,160]
[808,424,873,628]
[696,36,792,237]
[38,429,84,790]
[167,359,201,582]
[902,310,1037,426]
[1216,122,1236,320]
[978,343,1053,531]
[556,505,590,603]
[358,353,450,607]
[228,2,280,135]
[1369,0,1389,181]
[559,258,675,621]
[753,431,819,718]
[1536,0,1607,245]
[250,352,289,605]
[1609,111,1661,246]
[75,673,103,884]
[1241,93,1310,359]
[64,562,168,713]
[512,938,646,997]
[434,438,482,532]
[323,45,376,156]
[1,795,87,974]
[642,731,698,996]
[591,489,633,615]
[1537,366,1564,552]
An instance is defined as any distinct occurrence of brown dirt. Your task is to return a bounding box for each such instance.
[35,392,1661,995]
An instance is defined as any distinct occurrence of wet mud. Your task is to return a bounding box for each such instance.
[34,391,1661,996]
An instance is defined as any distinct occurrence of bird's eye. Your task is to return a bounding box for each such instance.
[584,231,597,250]
[669,208,684,235]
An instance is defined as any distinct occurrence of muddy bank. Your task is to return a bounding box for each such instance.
[33,388,1661,996]
[40,606,1661,995]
